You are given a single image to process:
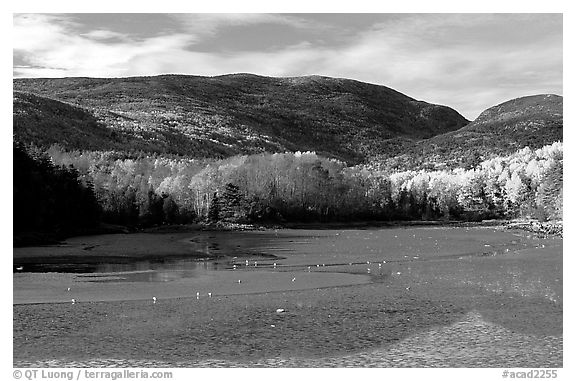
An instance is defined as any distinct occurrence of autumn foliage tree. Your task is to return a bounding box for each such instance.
[38,142,562,228]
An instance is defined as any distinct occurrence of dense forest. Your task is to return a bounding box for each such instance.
[13,142,101,245]
[14,140,562,240]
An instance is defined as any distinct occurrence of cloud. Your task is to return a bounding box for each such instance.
[305,14,563,118]
[13,13,562,119]
[170,13,316,36]
[80,29,130,41]
[13,14,198,78]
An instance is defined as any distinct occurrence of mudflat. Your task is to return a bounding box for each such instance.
[13,226,562,367]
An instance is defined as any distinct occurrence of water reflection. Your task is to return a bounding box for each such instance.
[94,258,222,273]
[81,259,230,283]
[14,257,230,279]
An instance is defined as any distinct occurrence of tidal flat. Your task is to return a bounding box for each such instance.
[13,225,562,367]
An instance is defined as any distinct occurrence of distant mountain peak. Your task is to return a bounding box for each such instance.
[474,94,563,125]
[372,94,563,171]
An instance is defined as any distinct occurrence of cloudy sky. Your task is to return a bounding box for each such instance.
[13,13,562,119]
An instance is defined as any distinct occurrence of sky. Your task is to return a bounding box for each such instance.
[12,13,563,120]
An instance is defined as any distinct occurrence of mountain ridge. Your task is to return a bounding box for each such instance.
[13,73,469,163]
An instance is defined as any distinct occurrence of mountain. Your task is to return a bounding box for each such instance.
[13,74,469,163]
[376,94,563,171]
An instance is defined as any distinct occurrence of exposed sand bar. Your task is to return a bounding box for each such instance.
[13,270,371,304]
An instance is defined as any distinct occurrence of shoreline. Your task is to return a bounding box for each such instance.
[14,217,563,249]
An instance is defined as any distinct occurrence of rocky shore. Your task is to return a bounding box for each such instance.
[506,220,563,237]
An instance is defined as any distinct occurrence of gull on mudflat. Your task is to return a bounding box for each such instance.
[152,296,157,303]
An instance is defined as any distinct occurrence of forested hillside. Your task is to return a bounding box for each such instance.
[375,94,563,171]
[13,74,469,163]
[13,75,563,244]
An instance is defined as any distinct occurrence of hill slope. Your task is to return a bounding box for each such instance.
[13,74,469,163]
[376,94,563,170]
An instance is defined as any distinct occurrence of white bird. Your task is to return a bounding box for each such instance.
[196,292,200,299]
[233,265,237,270]
[383,261,387,264]
[406,287,411,291]
[16,266,23,271]
[254,262,258,267]
[396,272,402,275]
[208,292,212,297]
[273,263,277,268]
[245,260,249,266]
[378,264,382,268]
[367,268,371,273]
[307,266,311,272]
[276,308,286,314]
[152,296,157,303]
[291,277,296,282]
[238,279,242,284]
[71,299,76,304]
[66,287,71,292]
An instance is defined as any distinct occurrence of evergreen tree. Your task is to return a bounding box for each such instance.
[207,192,220,222]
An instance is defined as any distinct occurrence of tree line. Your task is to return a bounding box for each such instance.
[14,140,559,231]
[13,141,562,243]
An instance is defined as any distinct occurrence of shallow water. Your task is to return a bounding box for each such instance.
[13,226,562,367]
